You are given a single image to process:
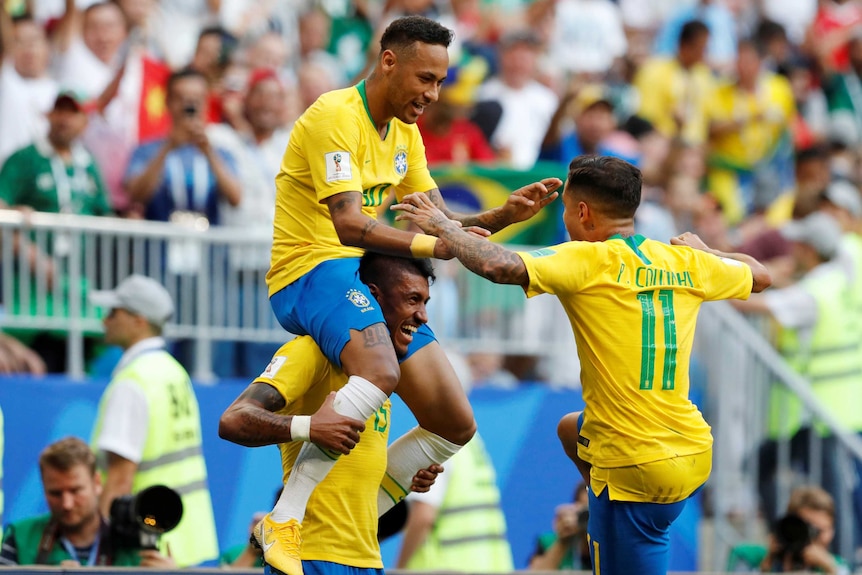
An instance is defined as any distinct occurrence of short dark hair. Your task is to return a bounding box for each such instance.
[359,252,436,290]
[679,20,709,47]
[379,16,453,55]
[167,67,207,98]
[39,436,97,476]
[565,156,642,219]
[197,25,238,68]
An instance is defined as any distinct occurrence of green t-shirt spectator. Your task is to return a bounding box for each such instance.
[0,139,111,215]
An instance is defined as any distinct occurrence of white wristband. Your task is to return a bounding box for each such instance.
[290,415,311,442]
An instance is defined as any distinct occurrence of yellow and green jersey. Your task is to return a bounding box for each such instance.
[268,81,437,295]
[518,235,752,468]
[254,336,391,568]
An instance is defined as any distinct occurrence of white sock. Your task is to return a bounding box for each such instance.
[377,426,463,516]
[270,375,389,523]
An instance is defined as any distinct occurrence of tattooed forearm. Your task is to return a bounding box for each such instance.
[426,189,508,234]
[361,323,391,349]
[218,382,293,446]
[359,219,378,244]
[438,222,528,285]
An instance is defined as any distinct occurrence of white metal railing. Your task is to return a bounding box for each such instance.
[0,210,576,381]
[696,302,862,571]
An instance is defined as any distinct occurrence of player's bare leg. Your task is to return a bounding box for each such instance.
[558,411,592,485]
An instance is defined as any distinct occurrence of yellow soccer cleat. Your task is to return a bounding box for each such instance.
[251,514,304,575]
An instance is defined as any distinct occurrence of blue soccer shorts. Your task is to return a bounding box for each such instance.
[265,561,383,575]
[270,258,435,368]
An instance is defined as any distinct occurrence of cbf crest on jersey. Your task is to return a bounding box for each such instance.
[394,149,408,177]
[346,288,375,312]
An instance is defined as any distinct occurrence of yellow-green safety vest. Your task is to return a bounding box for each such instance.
[92,350,218,567]
[406,434,514,572]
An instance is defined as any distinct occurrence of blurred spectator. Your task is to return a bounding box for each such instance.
[189,26,239,124]
[0,91,110,216]
[53,1,127,101]
[0,11,57,165]
[826,34,862,147]
[528,482,591,570]
[0,332,46,375]
[149,0,220,69]
[546,0,627,80]
[296,7,346,88]
[727,485,849,574]
[219,511,265,568]
[783,56,829,147]
[417,61,496,166]
[244,30,291,79]
[705,38,796,225]
[297,58,341,113]
[734,211,862,555]
[634,19,716,145]
[758,19,794,72]
[396,431,513,571]
[476,29,557,169]
[123,68,240,231]
[89,274,219,567]
[802,0,862,75]
[539,83,640,167]
[468,352,518,390]
[0,436,174,567]
[760,0,818,45]
[653,0,738,73]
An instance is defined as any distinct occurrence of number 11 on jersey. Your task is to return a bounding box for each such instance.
[637,289,678,391]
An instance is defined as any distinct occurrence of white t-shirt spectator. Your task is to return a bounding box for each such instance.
[53,39,115,101]
[549,0,627,75]
[477,78,557,170]
[0,64,57,165]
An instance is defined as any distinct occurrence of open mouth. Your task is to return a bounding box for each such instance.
[411,101,426,116]
[400,323,418,342]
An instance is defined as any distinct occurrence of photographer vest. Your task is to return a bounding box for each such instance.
[406,434,513,571]
[4,514,140,566]
[91,349,218,567]
[768,263,862,437]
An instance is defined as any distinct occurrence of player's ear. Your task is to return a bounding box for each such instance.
[368,283,382,301]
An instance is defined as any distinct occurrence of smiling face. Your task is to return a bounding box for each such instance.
[370,269,430,358]
[383,41,449,124]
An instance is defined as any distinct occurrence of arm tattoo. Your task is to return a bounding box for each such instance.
[438,223,528,286]
[221,383,292,447]
[427,188,508,234]
[238,381,287,412]
[359,219,378,244]
[361,323,391,349]
[328,192,360,216]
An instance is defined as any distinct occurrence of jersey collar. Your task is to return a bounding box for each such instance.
[356,80,390,140]
[609,233,652,265]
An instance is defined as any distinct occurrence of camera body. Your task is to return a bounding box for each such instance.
[772,513,818,566]
[109,485,184,550]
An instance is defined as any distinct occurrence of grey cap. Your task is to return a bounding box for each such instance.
[824,179,862,218]
[90,274,175,327]
[780,211,843,259]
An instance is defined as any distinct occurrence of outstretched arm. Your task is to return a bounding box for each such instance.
[219,385,365,454]
[425,177,562,235]
[392,192,529,287]
[670,232,772,293]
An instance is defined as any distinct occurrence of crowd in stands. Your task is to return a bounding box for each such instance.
[0,0,859,381]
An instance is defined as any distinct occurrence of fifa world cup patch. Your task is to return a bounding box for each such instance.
[260,355,288,378]
[325,151,352,182]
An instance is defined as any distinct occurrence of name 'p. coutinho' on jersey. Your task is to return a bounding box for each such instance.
[517,235,753,468]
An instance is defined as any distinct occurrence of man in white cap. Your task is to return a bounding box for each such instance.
[734,210,862,559]
[88,275,218,567]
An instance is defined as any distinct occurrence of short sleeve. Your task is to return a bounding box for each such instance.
[95,381,149,464]
[302,107,364,203]
[254,337,330,405]
[517,243,590,298]
[695,250,753,302]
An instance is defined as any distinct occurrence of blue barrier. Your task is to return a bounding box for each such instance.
[0,376,699,570]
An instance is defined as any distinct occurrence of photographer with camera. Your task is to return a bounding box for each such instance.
[728,485,849,574]
[0,437,174,567]
[528,482,591,571]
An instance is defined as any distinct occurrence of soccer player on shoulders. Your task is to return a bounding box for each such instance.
[262,14,561,575]
[393,155,771,575]
[220,253,444,575]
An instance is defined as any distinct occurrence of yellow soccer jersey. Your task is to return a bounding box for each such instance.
[268,81,438,295]
[518,235,752,468]
[254,336,391,568]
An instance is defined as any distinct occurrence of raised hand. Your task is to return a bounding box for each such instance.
[497,177,563,224]
[310,392,366,455]
[392,192,457,237]
[670,231,711,251]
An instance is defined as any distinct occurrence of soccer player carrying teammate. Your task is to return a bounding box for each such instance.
[393,155,772,575]
[263,14,561,575]
[220,253,444,575]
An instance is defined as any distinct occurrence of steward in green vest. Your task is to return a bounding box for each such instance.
[89,275,218,567]
[398,433,514,571]
[0,437,169,567]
